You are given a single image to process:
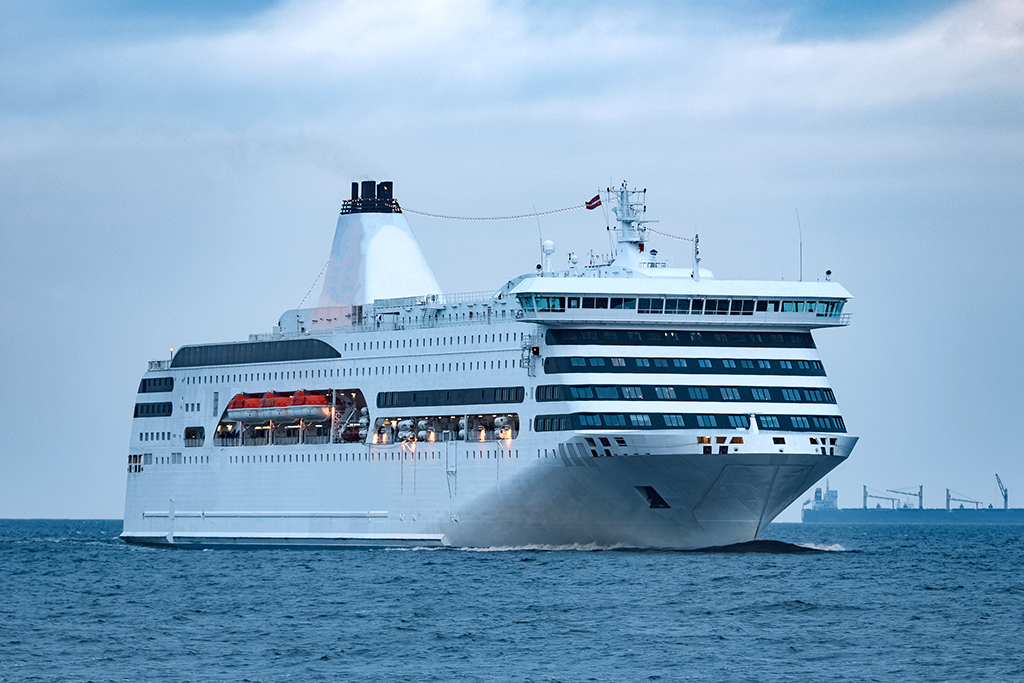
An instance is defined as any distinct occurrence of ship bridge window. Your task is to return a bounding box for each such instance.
[638,298,664,314]
[703,299,729,315]
[568,297,580,308]
[610,298,636,310]
[730,300,755,315]
[664,298,689,314]
[582,297,608,309]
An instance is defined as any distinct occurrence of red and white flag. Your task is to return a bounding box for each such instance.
[585,194,602,210]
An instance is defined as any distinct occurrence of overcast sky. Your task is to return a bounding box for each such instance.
[1,0,1021,521]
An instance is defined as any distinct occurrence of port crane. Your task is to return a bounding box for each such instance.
[996,474,1008,510]
[863,485,902,509]
[887,485,924,509]
[946,489,982,510]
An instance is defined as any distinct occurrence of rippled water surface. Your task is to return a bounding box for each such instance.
[1,520,1022,682]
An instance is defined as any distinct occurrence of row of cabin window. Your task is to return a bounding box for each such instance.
[522,296,845,318]
[534,413,846,432]
[342,332,520,353]
[175,358,517,389]
[134,402,173,418]
[536,384,835,403]
[138,377,173,393]
[139,431,170,442]
[183,368,344,385]
[547,356,824,375]
[546,329,814,348]
[377,386,525,409]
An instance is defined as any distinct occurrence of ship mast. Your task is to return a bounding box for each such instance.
[608,181,651,269]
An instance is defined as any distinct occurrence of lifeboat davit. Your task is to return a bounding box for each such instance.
[226,391,331,423]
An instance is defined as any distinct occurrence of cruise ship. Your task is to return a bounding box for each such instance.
[122,180,857,548]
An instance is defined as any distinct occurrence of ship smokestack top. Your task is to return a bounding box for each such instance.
[342,180,400,214]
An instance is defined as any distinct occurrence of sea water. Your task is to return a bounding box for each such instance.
[1,520,1021,682]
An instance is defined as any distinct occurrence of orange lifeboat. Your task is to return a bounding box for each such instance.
[226,391,332,423]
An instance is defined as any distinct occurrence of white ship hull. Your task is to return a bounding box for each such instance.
[122,433,854,549]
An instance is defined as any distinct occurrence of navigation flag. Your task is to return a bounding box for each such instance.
[585,194,602,210]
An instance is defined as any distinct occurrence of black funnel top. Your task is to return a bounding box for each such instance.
[341,180,400,214]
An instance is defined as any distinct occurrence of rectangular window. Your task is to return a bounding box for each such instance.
[759,416,781,429]
[722,359,736,368]
[582,297,608,309]
[654,387,676,399]
[758,360,771,369]
[695,415,717,428]
[603,414,627,427]
[567,297,580,309]
[720,387,741,400]
[636,358,650,367]
[687,387,709,400]
[622,387,643,399]
[781,388,801,401]
[579,414,601,426]
[673,359,687,367]
[690,300,703,314]
[751,388,771,401]
[698,359,712,368]
[665,299,688,314]
[611,358,626,366]
[740,360,754,368]
[664,414,685,427]
[727,415,747,428]
[637,298,662,314]
[629,414,652,427]
[569,386,594,399]
[653,358,668,367]
[791,416,810,429]
[570,357,586,367]
[589,358,606,367]
[779,360,793,369]
[595,387,618,399]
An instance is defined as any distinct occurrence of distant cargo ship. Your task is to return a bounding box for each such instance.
[801,478,1024,524]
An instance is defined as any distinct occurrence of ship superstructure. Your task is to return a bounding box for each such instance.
[122,181,857,548]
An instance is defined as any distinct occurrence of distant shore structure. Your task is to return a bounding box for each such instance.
[801,477,1024,524]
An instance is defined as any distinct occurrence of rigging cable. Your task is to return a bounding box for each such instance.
[401,204,586,221]
[298,258,331,310]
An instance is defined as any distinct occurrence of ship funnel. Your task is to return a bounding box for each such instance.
[315,181,441,309]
